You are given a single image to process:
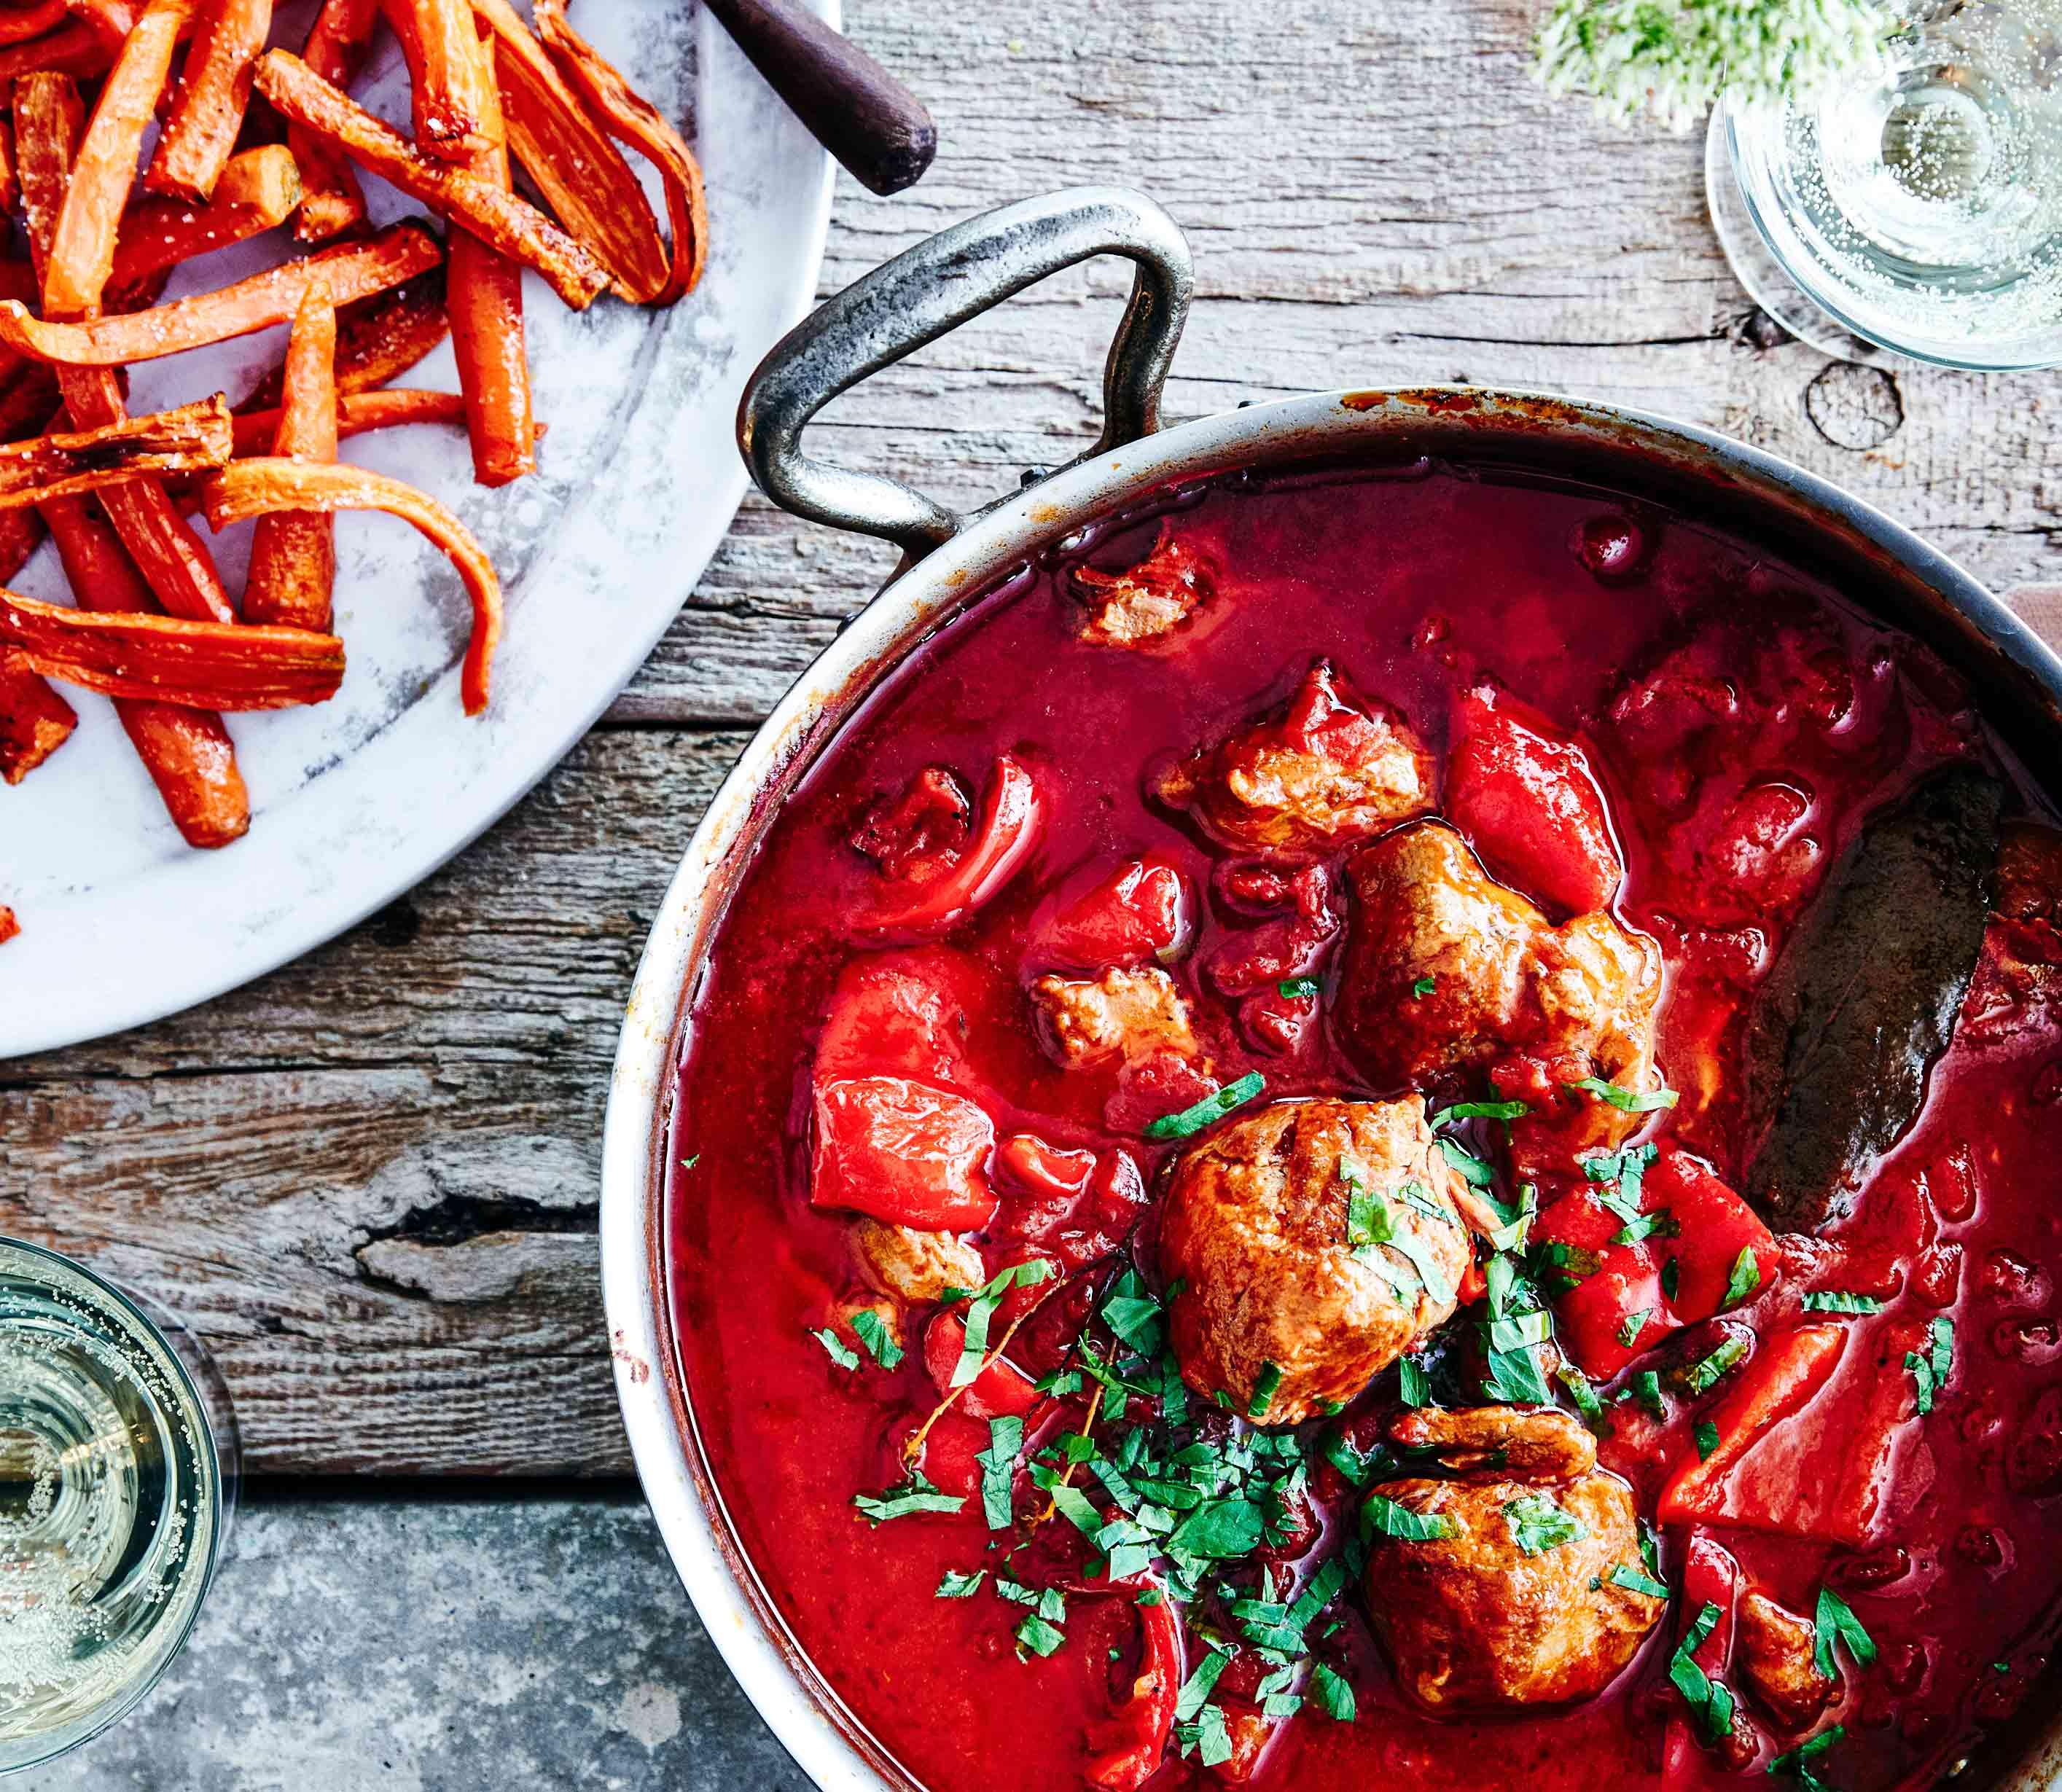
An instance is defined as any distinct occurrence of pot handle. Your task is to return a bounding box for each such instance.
[738,187,1193,558]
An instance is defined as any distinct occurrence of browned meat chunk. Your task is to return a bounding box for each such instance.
[1071,523,1214,649]
[1337,822,1662,1168]
[1737,1590,1836,1730]
[848,1216,985,1306]
[1157,1097,1469,1425]
[849,766,971,883]
[1031,966,1199,1069]
[1155,662,1433,853]
[1389,1403,1596,1482]
[1361,1404,1665,1712]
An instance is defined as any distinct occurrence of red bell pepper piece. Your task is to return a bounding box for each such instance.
[923,1309,1039,1420]
[814,947,988,1087]
[810,1076,998,1230]
[1448,683,1622,915]
[1659,1322,1847,1526]
[1536,1146,1779,1379]
[1660,1534,1743,1785]
[1083,1586,1183,1791]
[1037,853,1193,968]
[869,756,1044,933]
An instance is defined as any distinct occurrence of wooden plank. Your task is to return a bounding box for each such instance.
[5,0,2055,1475]
[1,729,747,1475]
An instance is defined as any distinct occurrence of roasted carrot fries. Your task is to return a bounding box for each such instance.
[145,0,271,202]
[253,49,610,308]
[0,0,711,851]
[206,457,500,713]
[0,588,345,708]
[0,391,227,504]
[242,293,336,629]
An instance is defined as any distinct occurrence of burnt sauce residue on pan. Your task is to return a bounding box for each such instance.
[664,459,2062,1792]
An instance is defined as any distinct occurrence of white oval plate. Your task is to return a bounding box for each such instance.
[0,0,835,1060]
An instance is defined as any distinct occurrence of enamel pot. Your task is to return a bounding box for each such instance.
[598,187,2062,1792]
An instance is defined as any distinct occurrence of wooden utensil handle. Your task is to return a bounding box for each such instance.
[704,0,937,195]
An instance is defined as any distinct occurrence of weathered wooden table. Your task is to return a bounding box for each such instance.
[8,0,2055,1779]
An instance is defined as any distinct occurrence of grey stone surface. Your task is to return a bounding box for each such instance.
[38,1492,804,1792]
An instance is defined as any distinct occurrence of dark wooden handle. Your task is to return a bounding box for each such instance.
[702,0,937,196]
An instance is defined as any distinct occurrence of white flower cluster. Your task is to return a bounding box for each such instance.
[1534,0,1897,130]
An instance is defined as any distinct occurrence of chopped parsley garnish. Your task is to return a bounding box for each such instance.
[976,1415,1024,1530]
[1412,975,1437,998]
[1015,1613,1066,1657]
[1344,1168,1394,1250]
[1173,1647,1230,1721]
[1695,1419,1721,1460]
[1437,1135,1495,1188]
[1722,1247,1762,1310]
[1100,1268,1165,1356]
[1277,976,1320,998]
[1618,1307,1655,1348]
[854,1470,965,1525]
[1430,1098,1531,1127]
[1625,1369,1667,1420]
[1146,1071,1266,1140]
[1802,1289,1884,1315]
[1321,1430,1384,1489]
[1568,1076,1680,1113]
[1310,1662,1356,1721]
[1399,1180,1456,1226]
[1504,1493,1588,1556]
[1389,1231,1456,1306]
[1363,1492,1458,1543]
[1677,1336,1749,1396]
[1906,1315,1953,1415]
[1483,1253,1555,1405]
[1176,1702,1232,1766]
[679,1153,700,1170]
[1480,1182,1539,1253]
[851,1307,904,1369]
[1533,1241,1602,1292]
[1557,1363,1613,1437]
[1770,1723,1846,1788]
[1812,1586,1877,1680]
[1584,1142,1658,1215]
[1398,1354,1431,1406]
[1608,1562,1668,1599]
[935,1569,985,1597]
[951,1259,1053,1388]
[1248,1361,1285,1421]
[1659,1256,1681,1302]
[809,1326,859,1371]
[1668,1600,1737,1742]
[1612,1209,1679,1246]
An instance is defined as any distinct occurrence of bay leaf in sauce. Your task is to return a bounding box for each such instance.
[1744,767,2005,1231]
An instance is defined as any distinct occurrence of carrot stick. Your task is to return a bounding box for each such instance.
[398,0,498,161]
[146,0,273,201]
[0,654,77,781]
[0,109,15,211]
[205,456,500,712]
[15,68,236,626]
[252,50,610,308]
[41,0,192,319]
[109,143,302,292]
[0,391,229,503]
[243,293,335,628]
[0,4,68,45]
[0,502,45,574]
[470,0,665,302]
[531,0,706,305]
[231,384,470,455]
[435,16,531,485]
[39,493,249,845]
[0,587,345,708]
[0,20,118,82]
[0,361,60,438]
[0,905,17,944]
[289,0,378,241]
[59,0,141,56]
[0,219,445,365]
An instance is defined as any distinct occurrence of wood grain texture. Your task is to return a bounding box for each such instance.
[4,0,2055,1475]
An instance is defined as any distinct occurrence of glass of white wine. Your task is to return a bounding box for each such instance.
[0,1237,237,1774]
[1708,0,2062,367]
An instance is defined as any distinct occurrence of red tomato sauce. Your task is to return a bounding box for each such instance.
[665,461,2062,1791]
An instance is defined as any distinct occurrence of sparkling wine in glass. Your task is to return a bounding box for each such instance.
[1708,0,2062,367]
[0,1238,237,1774]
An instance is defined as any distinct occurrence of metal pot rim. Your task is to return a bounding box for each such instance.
[599,381,2061,1792]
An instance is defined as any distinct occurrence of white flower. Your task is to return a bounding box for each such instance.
[1534,0,1897,130]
